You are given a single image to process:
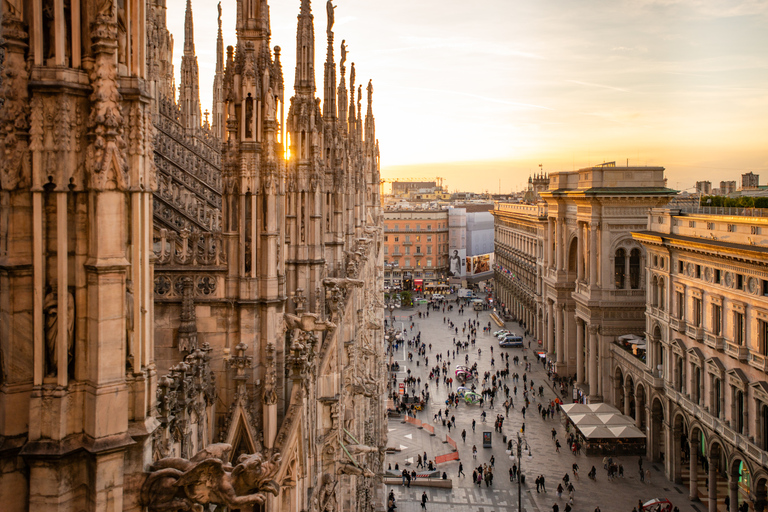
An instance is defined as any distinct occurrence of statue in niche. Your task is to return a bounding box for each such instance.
[316,472,337,512]
[265,87,275,121]
[125,279,135,372]
[117,0,127,66]
[42,0,55,60]
[245,93,254,139]
[43,285,75,377]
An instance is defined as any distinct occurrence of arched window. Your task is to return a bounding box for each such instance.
[736,390,745,434]
[629,249,641,289]
[658,278,666,310]
[615,248,626,289]
[714,378,722,418]
[651,276,659,307]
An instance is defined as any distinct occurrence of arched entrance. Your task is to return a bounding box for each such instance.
[670,413,687,484]
[687,425,707,501]
[650,397,665,462]
[614,367,625,413]
[754,475,768,512]
[728,456,753,512]
[703,440,727,512]
[625,375,636,420]
[635,383,647,432]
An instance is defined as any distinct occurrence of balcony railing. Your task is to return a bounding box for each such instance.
[669,318,682,332]
[725,341,749,362]
[686,324,704,341]
[704,332,725,351]
[750,352,768,373]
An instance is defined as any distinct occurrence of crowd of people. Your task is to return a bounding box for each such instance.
[385,290,685,512]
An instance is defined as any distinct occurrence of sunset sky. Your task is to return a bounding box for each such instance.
[167,0,768,194]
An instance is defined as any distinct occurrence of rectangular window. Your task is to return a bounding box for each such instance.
[427,258,432,267]
[427,236,432,242]
[404,258,410,267]
[384,235,388,241]
[416,246,421,254]
[712,304,722,336]
[763,280,768,297]
[406,224,410,231]
[676,292,684,320]
[405,246,411,255]
[734,312,745,345]
[405,235,410,242]
[694,298,702,327]
[696,265,701,279]
[689,221,696,228]
[752,226,760,235]
[427,246,432,254]
[394,236,399,242]
[728,224,736,233]
[760,320,768,356]
[679,261,684,273]
[707,222,715,230]
[427,225,432,231]
[416,236,421,242]
[384,246,389,254]
[715,269,721,284]
[737,274,743,290]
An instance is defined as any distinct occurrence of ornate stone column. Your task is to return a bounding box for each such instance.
[547,218,554,269]
[556,303,564,365]
[588,324,599,401]
[589,222,598,287]
[689,439,699,500]
[728,472,739,512]
[708,456,717,512]
[547,300,555,356]
[576,318,584,384]
[576,222,583,282]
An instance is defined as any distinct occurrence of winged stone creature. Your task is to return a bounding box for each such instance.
[141,444,281,511]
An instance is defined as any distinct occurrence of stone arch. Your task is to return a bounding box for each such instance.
[650,396,665,461]
[706,437,730,509]
[728,453,755,511]
[614,247,627,289]
[752,473,768,512]
[670,410,689,484]
[567,236,578,273]
[625,374,636,420]
[687,421,709,501]
[635,381,647,432]
[614,366,625,413]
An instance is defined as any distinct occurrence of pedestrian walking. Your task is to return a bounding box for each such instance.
[472,419,476,432]
[421,491,428,509]
[473,445,477,459]
[461,429,467,443]
[458,462,465,477]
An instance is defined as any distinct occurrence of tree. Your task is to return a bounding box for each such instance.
[399,290,413,308]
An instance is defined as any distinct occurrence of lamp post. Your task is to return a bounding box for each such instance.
[507,432,533,512]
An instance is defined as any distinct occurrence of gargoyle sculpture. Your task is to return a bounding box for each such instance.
[337,462,376,478]
[285,311,336,332]
[345,443,382,455]
[141,444,281,512]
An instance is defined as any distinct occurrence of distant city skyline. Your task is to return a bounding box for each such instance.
[167,0,768,194]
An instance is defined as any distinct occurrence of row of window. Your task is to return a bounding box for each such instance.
[384,223,448,231]
[676,260,768,296]
[385,234,443,243]
[384,245,437,255]
[675,218,761,235]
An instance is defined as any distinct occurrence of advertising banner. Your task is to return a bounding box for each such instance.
[449,248,466,277]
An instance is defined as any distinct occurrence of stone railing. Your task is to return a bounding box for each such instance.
[666,387,768,468]
[154,228,227,267]
[494,201,548,219]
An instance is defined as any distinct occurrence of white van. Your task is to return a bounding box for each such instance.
[431,294,444,301]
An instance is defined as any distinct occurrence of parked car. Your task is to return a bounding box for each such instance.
[500,335,524,348]
[493,329,510,337]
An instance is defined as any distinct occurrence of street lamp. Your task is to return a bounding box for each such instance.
[507,432,533,512]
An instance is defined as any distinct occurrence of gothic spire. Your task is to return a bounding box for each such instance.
[322,17,337,119]
[212,2,225,139]
[179,0,202,131]
[184,0,195,54]
[294,0,316,96]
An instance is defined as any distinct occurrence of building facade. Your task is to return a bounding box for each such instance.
[492,203,547,332]
[625,208,768,510]
[0,1,386,512]
[383,210,448,290]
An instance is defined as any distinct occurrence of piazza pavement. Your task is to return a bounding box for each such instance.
[384,293,714,512]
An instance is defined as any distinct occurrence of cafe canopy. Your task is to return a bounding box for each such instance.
[561,403,645,440]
